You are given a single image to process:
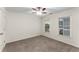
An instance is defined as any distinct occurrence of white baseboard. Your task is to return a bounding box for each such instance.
[0,42,6,52]
[42,35,79,48]
[6,33,41,43]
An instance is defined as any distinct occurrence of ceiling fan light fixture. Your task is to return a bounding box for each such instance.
[36,11,42,15]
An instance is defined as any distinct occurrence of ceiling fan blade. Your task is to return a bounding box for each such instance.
[42,8,46,11]
[37,7,41,9]
[32,8,36,10]
[37,7,41,11]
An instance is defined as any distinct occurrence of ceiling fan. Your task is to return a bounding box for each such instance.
[32,7,47,15]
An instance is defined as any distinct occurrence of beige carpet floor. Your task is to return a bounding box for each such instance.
[3,35,79,52]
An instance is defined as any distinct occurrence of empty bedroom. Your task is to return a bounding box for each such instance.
[0,7,79,52]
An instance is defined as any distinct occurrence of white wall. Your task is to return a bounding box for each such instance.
[0,8,6,51]
[6,12,42,43]
[42,8,79,48]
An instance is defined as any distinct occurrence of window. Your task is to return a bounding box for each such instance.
[59,16,70,36]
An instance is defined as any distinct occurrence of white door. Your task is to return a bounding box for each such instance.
[0,8,6,52]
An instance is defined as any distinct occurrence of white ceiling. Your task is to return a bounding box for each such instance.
[5,7,72,14]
